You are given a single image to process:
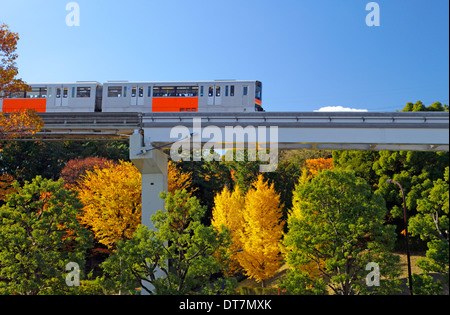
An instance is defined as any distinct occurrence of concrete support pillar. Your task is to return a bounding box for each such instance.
[130,133,168,228]
[129,133,168,295]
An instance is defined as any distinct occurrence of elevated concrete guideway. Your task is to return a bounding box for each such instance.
[35,110,449,294]
[139,111,449,152]
[36,111,450,151]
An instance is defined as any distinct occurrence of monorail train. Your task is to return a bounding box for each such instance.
[0,80,263,113]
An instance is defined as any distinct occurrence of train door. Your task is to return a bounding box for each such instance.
[55,86,69,107]
[207,84,222,106]
[130,85,144,106]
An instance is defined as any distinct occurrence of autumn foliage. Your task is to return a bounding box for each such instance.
[168,160,195,194]
[0,174,16,202]
[239,175,284,287]
[212,175,284,286]
[212,185,245,274]
[0,23,29,94]
[305,158,334,177]
[0,109,44,141]
[60,157,114,189]
[76,161,141,249]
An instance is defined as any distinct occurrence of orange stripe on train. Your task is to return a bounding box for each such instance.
[152,97,198,112]
[2,99,47,113]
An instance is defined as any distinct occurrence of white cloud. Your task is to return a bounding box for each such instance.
[314,106,368,112]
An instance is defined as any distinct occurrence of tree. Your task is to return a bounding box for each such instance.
[212,185,245,274]
[76,161,141,249]
[238,175,284,287]
[0,177,91,295]
[175,155,234,223]
[0,173,15,204]
[298,157,335,184]
[283,169,401,295]
[168,160,195,194]
[332,150,380,187]
[0,141,128,184]
[374,151,448,226]
[409,167,449,294]
[60,157,114,189]
[305,158,334,177]
[401,101,448,112]
[0,23,29,94]
[101,190,235,295]
[0,109,43,141]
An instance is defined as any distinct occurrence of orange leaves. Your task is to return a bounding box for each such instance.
[299,158,334,183]
[0,109,44,141]
[1,23,29,93]
[168,160,196,194]
[0,24,36,142]
[60,157,114,189]
[0,173,16,202]
[305,158,334,177]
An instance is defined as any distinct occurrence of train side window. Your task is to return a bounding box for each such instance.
[56,88,61,98]
[131,87,137,97]
[243,86,248,96]
[48,87,52,98]
[108,86,122,97]
[225,86,229,97]
[27,87,47,98]
[208,87,213,97]
[123,87,127,98]
[153,86,160,97]
[190,86,199,97]
[10,91,26,98]
[216,86,221,97]
[148,86,152,97]
[139,87,144,97]
[230,85,235,96]
[77,87,91,98]
[63,88,69,98]
[200,86,204,97]
[71,87,76,98]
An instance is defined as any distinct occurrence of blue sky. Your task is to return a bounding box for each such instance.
[1,0,448,112]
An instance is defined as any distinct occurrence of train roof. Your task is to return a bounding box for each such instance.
[28,81,101,85]
[104,80,260,84]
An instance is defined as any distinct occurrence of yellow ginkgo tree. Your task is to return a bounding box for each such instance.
[212,185,245,274]
[238,175,284,287]
[77,161,141,249]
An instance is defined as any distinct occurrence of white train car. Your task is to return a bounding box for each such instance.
[1,80,263,113]
[0,82,102,113]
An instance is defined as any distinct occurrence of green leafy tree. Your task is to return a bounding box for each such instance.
[333,150,380,187]
[101,190,235,295]
[374,151,448,226]
[0,177,91,295]
[283,169,401,295]
[401,101,448,112]
[409,167,449,294]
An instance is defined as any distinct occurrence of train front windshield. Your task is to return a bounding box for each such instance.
[255,81,263,111]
